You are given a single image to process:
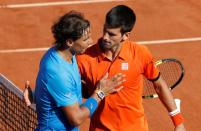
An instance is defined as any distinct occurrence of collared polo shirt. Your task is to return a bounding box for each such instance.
[77,40,159,131]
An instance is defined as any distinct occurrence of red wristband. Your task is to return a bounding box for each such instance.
[171,112,184,126]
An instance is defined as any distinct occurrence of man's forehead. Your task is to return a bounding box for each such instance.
[82,27,90,38]
[84,27,90,34]
[104,26,121,33]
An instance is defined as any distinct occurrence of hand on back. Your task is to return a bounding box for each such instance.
[23,81,34,106]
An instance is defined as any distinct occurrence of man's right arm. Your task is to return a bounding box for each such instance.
[23,73,126,127]
[61,93,99,126]
[61,72,125,126]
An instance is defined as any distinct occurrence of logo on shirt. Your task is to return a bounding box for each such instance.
[121,63,129,70]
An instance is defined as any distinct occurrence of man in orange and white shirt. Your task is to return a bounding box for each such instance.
[77,5,185,131]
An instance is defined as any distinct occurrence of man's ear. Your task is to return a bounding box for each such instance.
[122,32,131,41]
[66,39,74,47]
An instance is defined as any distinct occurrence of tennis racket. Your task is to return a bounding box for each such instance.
[142,58,184,99]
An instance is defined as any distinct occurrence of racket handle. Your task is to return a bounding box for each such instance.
[169,99,181,116]
[170,99,184,127]
[174,98,181,112]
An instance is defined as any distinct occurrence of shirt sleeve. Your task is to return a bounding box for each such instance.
[139,45,160,80]
[45,70,78,107]
[144,61,160,81]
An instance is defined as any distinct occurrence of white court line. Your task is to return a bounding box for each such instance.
[0,0,127,8]
[0,37,201,53]
[138,37,201,44]
[0,47,49,53]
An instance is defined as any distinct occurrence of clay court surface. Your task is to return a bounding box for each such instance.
[0,0,201,130]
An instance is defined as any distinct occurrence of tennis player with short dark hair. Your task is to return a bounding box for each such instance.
[76,5,186,131]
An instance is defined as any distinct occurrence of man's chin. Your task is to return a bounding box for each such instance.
[102,44,111,50]
[77,49,86,55]
[100,43,111,50]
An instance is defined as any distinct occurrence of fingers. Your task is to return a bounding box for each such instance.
[25,80,30,88]
[81,80,87,85]
[113,79,126,87]
[110,73,126,87]
[110,73,126,82]
[102,72,109,80]
[111,86,124,93]
[99,73,126,95]
[23,88,31,106]
[116,86,124,92]
[23,80,32,106]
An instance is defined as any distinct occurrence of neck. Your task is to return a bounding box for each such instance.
[58,48,73,63]
[105,43,122,61]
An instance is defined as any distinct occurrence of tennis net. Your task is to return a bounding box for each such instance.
[0,74,37,130]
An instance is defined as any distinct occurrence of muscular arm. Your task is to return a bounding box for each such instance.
[153,76,185,131]
[62,72,126,126]
[61,93,99,126]
[153,76,177,111]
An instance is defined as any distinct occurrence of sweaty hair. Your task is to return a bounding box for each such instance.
[52,11,90,49]
[105,5,136,34]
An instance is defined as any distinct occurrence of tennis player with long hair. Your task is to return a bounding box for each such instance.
[25,11,126,131]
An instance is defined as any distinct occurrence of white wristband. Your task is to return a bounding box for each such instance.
[169,99,181,116]
[169,108,180,116]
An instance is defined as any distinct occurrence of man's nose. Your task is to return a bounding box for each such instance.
[88,38,93,46]
[103,32,109,41]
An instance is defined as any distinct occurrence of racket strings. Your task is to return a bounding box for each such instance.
[159,62,182,88]
[143,60,183,98]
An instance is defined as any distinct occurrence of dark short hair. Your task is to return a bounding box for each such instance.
[52,11,90,49]
[105,5,136,34]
